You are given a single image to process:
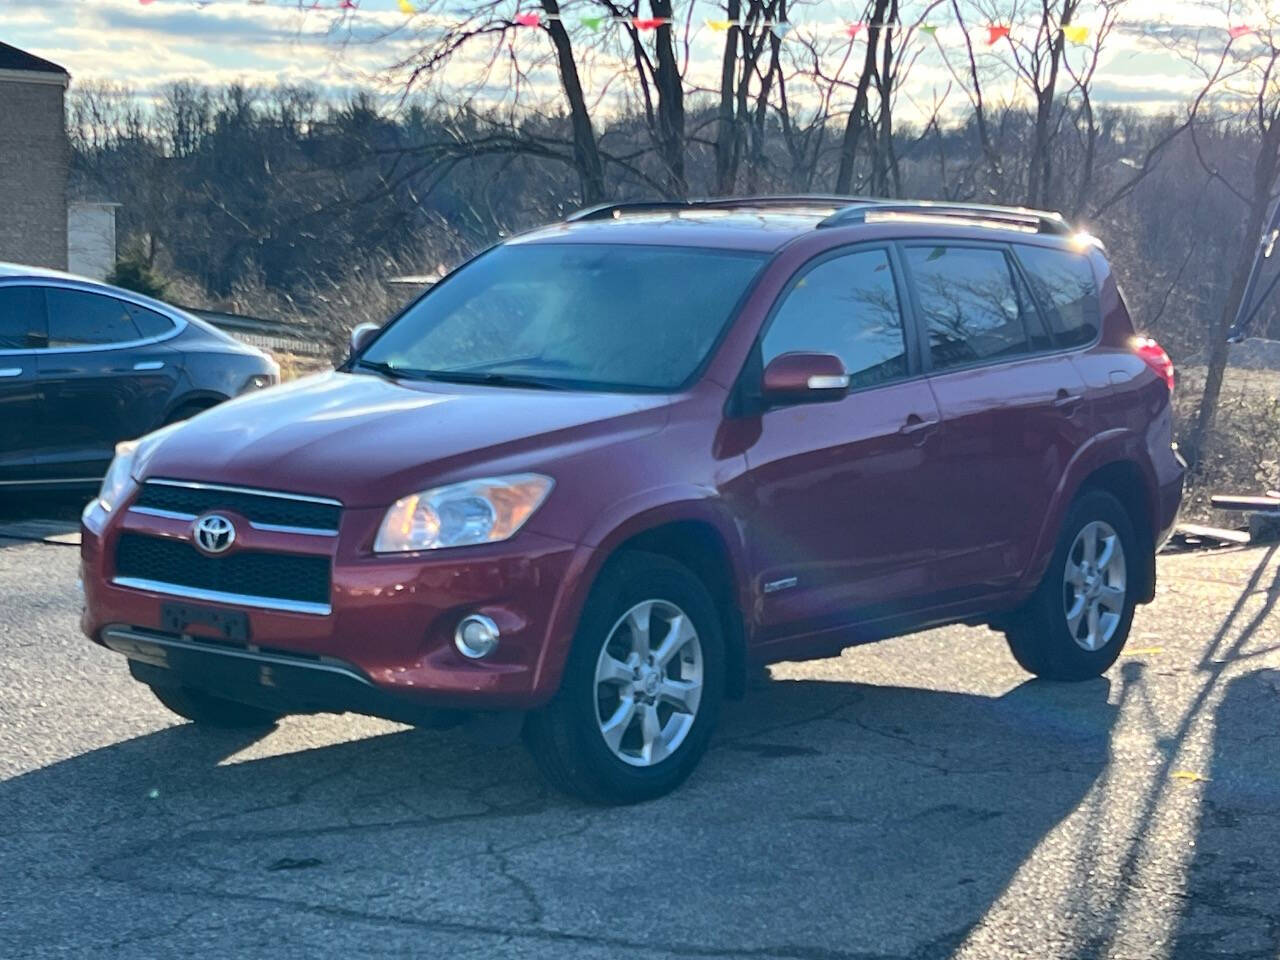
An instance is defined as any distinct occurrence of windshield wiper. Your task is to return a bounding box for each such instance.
[354,358,418,380]
[422,370,572,390]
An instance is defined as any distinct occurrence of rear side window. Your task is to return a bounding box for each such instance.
[906,246,1039,371]
[45,289,142,347]
[762,248,908,390]
[1015,245,1101,348]
[126,303,176,339]
[0,285,46,349]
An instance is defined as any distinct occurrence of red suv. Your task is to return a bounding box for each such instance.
[80,198,1184,803]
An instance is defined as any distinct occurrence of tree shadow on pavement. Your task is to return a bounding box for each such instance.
[1064,545,1280,959]
[0,672,1123,958]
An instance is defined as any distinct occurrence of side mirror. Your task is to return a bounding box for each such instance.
[760,352,850,406]
[350,322,380,355]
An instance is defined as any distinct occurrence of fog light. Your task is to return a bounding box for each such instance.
[455,614,500,659]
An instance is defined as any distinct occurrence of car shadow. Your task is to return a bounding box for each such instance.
[0,491,85,549]
[0,669,1125,956]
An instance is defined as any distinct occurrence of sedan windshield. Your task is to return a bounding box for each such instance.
[359,243,768,391]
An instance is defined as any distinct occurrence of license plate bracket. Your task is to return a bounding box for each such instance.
[161,602,250,643]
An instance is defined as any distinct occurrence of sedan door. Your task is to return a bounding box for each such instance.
[739,246,945,648]
[32,287,181,481]
[0,285,47,484]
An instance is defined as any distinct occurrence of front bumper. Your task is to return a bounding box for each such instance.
[81,505,593,713]
[108,626,472,725]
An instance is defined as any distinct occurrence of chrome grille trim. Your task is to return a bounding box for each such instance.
[126,506,339,537]
[111,577,332,616]
[146,478,343,506]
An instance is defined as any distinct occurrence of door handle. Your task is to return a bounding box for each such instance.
[900,414,940,436]
[133,361,164,371]
[1053,389,1083,411]
[0,367,22,378]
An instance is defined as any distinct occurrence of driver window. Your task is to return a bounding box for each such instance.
[761,248,908,390]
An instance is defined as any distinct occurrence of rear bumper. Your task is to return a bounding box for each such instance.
[82,506,595,712]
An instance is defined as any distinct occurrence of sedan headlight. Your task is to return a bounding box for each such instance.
[373,474,554,553]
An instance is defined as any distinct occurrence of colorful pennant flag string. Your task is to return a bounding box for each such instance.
[121,0,1265,64]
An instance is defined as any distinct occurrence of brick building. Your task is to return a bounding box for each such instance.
[0,42,71,270]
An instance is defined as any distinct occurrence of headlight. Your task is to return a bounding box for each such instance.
[82,424,182,535]
[373,474,554,553]
[241,371,278,393]
[98,440,140,513]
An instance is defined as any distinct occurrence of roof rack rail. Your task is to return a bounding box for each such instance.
[818,200,1072,235]
[564,195,863,222]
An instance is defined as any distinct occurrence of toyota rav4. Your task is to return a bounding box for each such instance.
[80,197,1184,804]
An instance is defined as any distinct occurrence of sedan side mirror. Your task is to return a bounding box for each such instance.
[760,352,850,406]
[350,322,380,354]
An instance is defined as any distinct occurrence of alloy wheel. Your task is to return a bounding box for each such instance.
[594,599,704,767]
[1062,520,1127,652]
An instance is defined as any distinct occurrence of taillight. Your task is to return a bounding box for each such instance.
[1132,336,1175,391]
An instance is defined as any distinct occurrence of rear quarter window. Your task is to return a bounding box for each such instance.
[1015,245,1101,349]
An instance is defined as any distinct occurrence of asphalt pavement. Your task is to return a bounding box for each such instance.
[1,513,1277,959]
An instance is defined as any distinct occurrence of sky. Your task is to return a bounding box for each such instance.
[0,0,1267,119]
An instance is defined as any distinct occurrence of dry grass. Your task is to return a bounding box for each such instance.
[1175,365,1280,525]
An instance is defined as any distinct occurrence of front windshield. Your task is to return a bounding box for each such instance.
[360,243,768,391]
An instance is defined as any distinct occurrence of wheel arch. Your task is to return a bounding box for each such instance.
[161,390,227,424]
[1077,460,1156,603]
[544,500,752,703]
[1022,432,1158,604]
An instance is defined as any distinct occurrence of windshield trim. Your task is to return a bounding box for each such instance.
[345,241,773,395]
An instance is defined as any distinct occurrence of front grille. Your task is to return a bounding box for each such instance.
[134,481,341,532]
[115,533,331,606]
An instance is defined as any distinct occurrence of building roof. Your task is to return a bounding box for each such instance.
[0,42,69,76]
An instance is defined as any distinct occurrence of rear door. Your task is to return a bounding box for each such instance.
[741,245,945,642]
[33,287,181,480]
[903,241,1090,597]
[0,284,47,484]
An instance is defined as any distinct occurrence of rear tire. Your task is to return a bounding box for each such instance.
[1004,490,1139,681]
[524,551,725,804]
[148,684,282,728]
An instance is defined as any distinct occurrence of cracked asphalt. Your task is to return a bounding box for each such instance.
[2,524,1278,959]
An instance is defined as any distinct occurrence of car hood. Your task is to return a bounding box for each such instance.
[141,371,671,507]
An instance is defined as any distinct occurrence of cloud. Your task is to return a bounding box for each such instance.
[0,0,1252,118]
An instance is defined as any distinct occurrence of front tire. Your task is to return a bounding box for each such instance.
[148,683,282,728]
[1004,489,1139,681]
[524,551,725,804]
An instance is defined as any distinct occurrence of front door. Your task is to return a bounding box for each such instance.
[0,285,47,484]
[739,246,945,644]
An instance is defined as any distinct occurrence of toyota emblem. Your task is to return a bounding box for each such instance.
[193,514,236,555]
